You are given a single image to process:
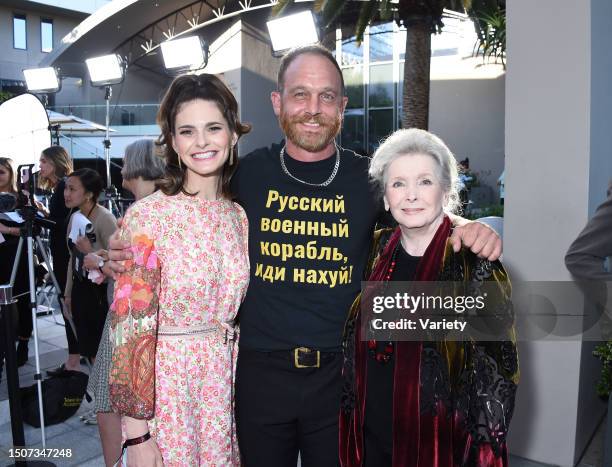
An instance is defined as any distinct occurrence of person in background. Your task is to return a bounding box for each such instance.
[64,168,117,367]
[340,129,518,467]
[87,139,166,466]
[37,146,78,376]
[0,157,31,370]
[565,188,612,281]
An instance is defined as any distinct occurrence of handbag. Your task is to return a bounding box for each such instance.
[20,370,88,427]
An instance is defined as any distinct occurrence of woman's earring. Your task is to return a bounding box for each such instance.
[177,155,182,169]
[229,147,234,166]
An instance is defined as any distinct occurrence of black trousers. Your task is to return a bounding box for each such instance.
[71,274,107,359]
[51,244,79,355]
[235,348,342,467]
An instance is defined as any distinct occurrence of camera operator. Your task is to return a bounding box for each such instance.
[0,157,32,370]
[37,146,79,376]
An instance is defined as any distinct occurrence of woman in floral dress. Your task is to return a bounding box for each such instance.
[108,74,251,466]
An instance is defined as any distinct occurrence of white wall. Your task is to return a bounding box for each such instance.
[430,73,505,203]
[504,0,610,465]
[0,4,81,81]
[239,13,283,156]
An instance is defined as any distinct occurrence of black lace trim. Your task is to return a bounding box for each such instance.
[341,313,357,414]
[420,346,452,416]
[456,344,518,457]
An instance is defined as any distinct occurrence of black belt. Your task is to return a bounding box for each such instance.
[244,347,340,369]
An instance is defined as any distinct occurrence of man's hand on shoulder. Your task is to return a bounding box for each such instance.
[107,218,133,279]
[449,218,502,261]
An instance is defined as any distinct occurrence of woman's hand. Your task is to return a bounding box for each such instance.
[75,235,93,254]
[0,223,19,237]
[123,417,163,467]
[83,253,101,271]
[126,438,164,467]
[34,200,49,217]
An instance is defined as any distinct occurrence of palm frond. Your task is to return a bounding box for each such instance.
[320,0,352,28]
[379,0,393,21]
[355,1,377,44]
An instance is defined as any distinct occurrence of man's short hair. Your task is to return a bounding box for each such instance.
[277,44,345,96]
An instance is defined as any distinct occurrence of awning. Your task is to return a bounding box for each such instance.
[47,110,115,134]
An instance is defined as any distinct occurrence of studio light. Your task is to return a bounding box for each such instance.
[161,36,208,72]
[267,10,319,54]
[85,53,125,86]
[84,53,127,213]
[23,67,61,93]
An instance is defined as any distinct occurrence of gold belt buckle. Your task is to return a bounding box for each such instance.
[294,347,320,368]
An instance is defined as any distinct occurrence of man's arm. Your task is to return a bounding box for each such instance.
[448,213,502,262]
[565,194,612,280]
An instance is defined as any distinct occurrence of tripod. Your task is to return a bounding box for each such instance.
[6,206,74,452]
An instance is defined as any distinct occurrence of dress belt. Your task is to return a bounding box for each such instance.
[157,322,237,343]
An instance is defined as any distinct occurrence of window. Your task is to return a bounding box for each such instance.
[41,19,53,52]
[13,14,26,50]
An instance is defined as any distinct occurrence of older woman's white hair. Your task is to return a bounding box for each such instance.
[369,128,461,213]
[122,139,166,181]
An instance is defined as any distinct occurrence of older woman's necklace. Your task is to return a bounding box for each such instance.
[368,243,400,364]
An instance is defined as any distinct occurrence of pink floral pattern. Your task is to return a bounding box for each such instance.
[109,191,249,466]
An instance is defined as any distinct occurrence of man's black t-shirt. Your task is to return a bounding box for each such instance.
[232,142,381,351]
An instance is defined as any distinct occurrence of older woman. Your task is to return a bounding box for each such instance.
[340,129,518,467]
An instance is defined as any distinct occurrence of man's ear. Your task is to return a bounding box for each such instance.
[271,91,281,117]
[341,95,348,114]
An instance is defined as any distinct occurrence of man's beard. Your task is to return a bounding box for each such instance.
[280,110,341,153]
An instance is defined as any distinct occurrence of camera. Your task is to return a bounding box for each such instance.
[0,164,54,230]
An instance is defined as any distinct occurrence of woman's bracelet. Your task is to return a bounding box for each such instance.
[122,432,151,449]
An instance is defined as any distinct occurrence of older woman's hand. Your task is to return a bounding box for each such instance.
[450,220,502,261]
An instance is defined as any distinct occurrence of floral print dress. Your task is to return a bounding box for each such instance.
[108,191,249,466]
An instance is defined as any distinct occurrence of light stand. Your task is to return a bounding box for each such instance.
[85,54,126,216]
[102,85,118,213]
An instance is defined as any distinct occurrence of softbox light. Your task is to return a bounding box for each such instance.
[267,10,319,54]
[0,93,51,168]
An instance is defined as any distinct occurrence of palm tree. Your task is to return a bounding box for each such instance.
[273,0,502,130]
